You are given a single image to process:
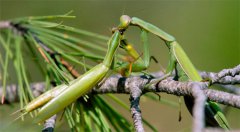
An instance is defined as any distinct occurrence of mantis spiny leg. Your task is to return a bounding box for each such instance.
[118,15,230,129]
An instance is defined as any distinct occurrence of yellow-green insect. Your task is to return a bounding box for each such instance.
[17,24,148,123]
[18,30,121,123]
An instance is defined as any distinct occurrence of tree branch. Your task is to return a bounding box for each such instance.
[0,21,11,29]
[200,64,240,84]
[216,84,240,95]
[205,89,240,108]
[0,65,240,131]
[128,77,146,132]
[42,115,57,132]
[191,84,207,132]
[2,76,239,109]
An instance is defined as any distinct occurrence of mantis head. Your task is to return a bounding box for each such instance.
[119,15,131,30]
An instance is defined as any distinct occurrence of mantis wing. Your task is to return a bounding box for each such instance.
[172,41,202,82]
[172,41,230,129]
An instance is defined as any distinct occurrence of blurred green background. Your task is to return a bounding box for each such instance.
[0,0,239,131]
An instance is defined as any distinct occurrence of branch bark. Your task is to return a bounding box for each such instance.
[0,21,11,29]
[2,76,239,109]
[191,84,207,132]
[42,115,57,132]
[128,77,146,132]
[0,66,240,132]
[200,64,240,84]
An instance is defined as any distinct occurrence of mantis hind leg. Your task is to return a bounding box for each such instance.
[144,53,176,88]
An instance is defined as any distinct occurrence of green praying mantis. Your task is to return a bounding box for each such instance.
[20,30,122,123]
[18,15,229,129]
[117,15,229,129]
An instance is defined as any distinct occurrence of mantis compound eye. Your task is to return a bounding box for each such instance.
[111,27,118,34]
[119,15,131,29]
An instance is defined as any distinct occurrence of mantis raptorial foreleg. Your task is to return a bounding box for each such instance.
[117,15,230,129]
[117,29,150,74]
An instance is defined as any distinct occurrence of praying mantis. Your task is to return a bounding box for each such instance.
[18,26,150,123]
[116,15,229,129]
[40,30,123,123]
[19,14,229,130]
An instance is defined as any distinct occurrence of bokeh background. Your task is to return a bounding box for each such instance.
[0,0,239,131]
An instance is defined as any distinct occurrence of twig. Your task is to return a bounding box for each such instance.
[130,95,144,132]
[42,115,57,132]
[217,75,240,85]
[200,64,240,84]
[0,21,11,29]
[148,79,208,132]
[0,84,18,103]
[216,84,240,95]
[191,84,207,132]
[128,77,147,132]
[205,89,240,108]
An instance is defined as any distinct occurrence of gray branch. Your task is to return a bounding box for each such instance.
[200,64,240,84]
[42,115,57,132]
[128,77,147,132]
[0,82,57,131]
[1,65,240,132]
[191,84,207,132]
[217,75,240,85]
[216,84,240,95]
[2,76,239,109]
[0,21,11,29]
[205,89,240,108]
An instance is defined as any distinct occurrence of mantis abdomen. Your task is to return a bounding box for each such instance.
[34,30,121,122]
[35,63,109,123]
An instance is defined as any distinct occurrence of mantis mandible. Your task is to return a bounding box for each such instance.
[116,15,230,129]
